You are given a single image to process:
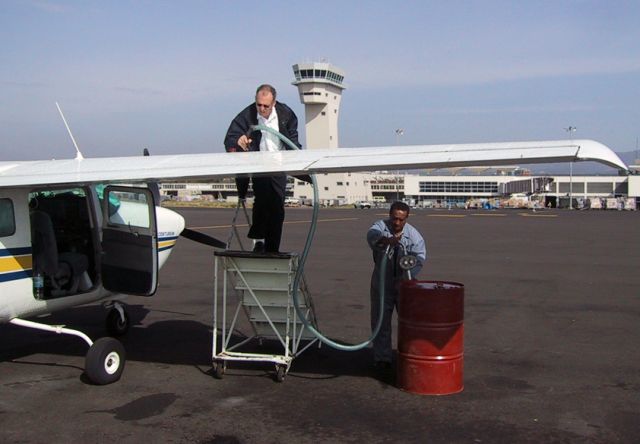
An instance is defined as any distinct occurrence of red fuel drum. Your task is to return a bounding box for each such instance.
[397,281,464,395]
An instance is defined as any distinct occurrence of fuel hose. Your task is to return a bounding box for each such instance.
[249,124,388,351]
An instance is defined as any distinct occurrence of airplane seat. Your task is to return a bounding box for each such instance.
[30,211,59,276]
[58,252,90,292]
[30,210,89,295]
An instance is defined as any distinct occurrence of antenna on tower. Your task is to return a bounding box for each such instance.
[56,102,84,160]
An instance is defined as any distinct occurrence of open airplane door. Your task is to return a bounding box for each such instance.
[101,186,158,296]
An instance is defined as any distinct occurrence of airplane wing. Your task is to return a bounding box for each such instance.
[0,139,627,188]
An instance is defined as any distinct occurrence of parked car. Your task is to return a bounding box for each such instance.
[354,201,372,209]
[284,197,301,207]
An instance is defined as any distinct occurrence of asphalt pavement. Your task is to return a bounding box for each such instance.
[1,207,639,443]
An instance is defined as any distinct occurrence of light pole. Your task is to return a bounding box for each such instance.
[564,126,577,209]
[395,129,404,202]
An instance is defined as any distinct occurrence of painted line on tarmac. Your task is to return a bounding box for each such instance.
[518,213,558,217]
[188,217,359,230]
[426,214,467,218]
[470,213,506,217]
[284,217,359,225]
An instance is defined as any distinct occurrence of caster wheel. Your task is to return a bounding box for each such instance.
[275,365,286,383]
[213,361,225,379]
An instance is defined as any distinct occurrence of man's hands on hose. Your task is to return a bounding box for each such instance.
[376,234,401,248]
[237,134,252,151]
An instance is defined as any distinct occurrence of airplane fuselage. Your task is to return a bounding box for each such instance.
[0,184,184,323]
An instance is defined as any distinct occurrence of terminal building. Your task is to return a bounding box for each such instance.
[160,61,639,209]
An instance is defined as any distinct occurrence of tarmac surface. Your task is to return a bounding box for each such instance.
[1,207,639,443]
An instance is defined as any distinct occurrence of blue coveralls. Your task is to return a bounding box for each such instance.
[367,219,426,363]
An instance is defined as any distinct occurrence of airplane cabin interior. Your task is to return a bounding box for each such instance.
[29,188,98,299]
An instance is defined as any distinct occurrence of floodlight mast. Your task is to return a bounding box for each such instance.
[395,129,404,201]
[565,126,577,209]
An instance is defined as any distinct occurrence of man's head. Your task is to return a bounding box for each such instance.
[388,201,411,235]
[255,84,277,118]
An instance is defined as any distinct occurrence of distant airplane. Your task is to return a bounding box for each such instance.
[0,137,627,384]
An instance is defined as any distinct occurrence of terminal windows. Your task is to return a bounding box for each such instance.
[615,182,628,194]
[558,182,585,193]
[419,181,498,193]
[587,182,613,193]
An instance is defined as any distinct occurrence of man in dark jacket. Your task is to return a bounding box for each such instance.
[224,84,301,253]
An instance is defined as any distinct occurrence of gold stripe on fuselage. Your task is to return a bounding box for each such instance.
[158,239,177,249]
[0,255,33,273]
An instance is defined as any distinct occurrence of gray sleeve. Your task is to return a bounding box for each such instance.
[366,220,386,250]
[408,226,427,278]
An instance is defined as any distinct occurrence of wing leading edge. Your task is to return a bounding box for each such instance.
[0,139,627,188]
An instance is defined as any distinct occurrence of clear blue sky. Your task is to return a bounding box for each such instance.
[1,0,639,161]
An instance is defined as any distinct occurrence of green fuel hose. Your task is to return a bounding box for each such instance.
[249,124,387,351]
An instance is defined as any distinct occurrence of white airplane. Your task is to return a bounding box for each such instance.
[0,138,627,384]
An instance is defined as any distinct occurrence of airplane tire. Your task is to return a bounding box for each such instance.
[106,308,130,336]
[85,337,126,385]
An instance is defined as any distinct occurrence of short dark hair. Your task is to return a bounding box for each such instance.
[390,201,410,215]
[256,84,277,100]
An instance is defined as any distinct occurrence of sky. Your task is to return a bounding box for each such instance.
[1,0,639,168]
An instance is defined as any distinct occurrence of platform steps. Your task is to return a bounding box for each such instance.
[219,251,319,347]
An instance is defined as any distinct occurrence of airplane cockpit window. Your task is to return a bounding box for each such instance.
[106,189,150,228]
[0,198,16,237]
[95,184,121,217]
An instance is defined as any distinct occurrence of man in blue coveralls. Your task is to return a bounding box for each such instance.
[367,201,426,376]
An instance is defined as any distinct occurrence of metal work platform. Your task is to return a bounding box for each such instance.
[212,250,319,382]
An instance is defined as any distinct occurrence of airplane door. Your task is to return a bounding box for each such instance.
[101,186,158,296]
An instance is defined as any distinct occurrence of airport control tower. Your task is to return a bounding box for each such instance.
[292,62,346,149]
[291,62,371,204]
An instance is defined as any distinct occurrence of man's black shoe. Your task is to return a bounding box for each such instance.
[373,361,394,383]
[253,241,265,253]
[373,361,392,371]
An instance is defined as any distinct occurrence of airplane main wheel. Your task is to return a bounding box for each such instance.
[85,337,126,385]
[106,307,130,337]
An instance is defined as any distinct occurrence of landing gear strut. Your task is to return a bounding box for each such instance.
[9,318,126,385]
[105,302,130,336]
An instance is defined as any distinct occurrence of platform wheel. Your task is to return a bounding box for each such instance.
[213,360,225,379]
[275,365,287,383]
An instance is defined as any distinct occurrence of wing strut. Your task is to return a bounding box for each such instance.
[180,228,227,249]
